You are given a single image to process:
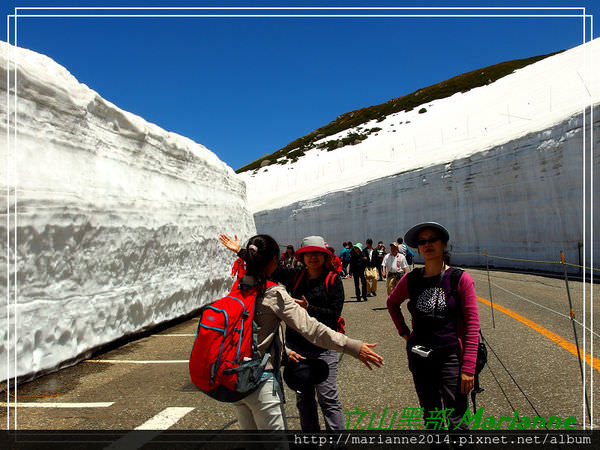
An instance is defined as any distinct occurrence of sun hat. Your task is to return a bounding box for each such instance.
[352,242,363,251]
[404,222,450,248]
[295,236,331,257]
[390,242,398,249]
[283,358,329,392]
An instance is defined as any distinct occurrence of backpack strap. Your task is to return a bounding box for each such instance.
[292,269,337,296]
[447,267,466,340]
[324,271,345,335]
[291,270,305,296]
[448,267,464,302]
[404,266,423,294]
[324,271,337,293]
[270,326,286,403]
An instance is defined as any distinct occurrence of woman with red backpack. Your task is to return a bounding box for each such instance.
[219,233,383,430]
[271,236,346,432]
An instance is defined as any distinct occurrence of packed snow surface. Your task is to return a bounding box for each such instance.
[241,38,600,214]
[0,41,256,381]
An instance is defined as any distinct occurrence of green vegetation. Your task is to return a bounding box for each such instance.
[236,50,562,173]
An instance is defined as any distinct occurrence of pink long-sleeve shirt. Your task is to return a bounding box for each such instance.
[386,269,480,375]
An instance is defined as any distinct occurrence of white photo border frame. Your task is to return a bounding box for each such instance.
[3,4,596,434]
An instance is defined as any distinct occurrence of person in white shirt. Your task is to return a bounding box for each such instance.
[362,239,379,296]
[382,242,409,295]
[396,237,408,257]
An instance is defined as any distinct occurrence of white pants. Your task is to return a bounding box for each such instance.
[233,378,287,430]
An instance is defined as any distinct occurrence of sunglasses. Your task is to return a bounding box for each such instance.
[417,237,441,246]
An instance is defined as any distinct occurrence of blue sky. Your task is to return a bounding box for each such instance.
[2,1,598,170]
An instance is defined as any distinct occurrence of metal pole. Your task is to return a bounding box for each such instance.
[561,250,591,423]
[577,241,583,277]
[485,250,496,329]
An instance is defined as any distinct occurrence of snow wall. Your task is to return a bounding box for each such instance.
[0,42,256,382]
[254,108,599,275]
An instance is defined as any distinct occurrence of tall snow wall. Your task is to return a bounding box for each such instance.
[255,107,599,274]
[0,42,256,382]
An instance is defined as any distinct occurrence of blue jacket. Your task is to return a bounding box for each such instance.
[339,247,351,263]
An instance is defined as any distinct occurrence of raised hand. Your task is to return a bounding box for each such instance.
[219,234,241,253]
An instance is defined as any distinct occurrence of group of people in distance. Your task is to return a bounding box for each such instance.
[340,238,411,302]
[219,221,481,433]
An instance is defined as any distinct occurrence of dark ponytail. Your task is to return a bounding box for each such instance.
[239,234,280,295]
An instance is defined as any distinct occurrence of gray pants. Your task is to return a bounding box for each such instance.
[407,345,469,431]
[295,349,344,431]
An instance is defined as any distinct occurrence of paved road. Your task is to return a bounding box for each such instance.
[2,267,599,436]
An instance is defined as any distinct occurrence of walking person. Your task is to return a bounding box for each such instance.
[363,239,379,297]
[397,237,414,270]
[339,242,351,278]
[396,237,408,256]
[386,222,480,431]
[376,241,387,281]
[219,233,384,430]
[381,242,408,295]
[349,243,368,302]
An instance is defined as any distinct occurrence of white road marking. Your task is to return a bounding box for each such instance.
[103,407,194,450]
[0,402,114,408]
[135,406,194,430]
[85,360,188,364]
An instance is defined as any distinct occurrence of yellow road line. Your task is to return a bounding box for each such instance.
[477,296,600,372]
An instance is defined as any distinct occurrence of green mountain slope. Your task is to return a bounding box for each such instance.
[236,50,562,174]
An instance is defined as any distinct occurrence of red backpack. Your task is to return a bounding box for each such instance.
[291,270,345,334]
[189,279,277,402]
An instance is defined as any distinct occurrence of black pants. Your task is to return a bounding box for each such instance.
[407,345,469,431]
[353,271,367,300]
